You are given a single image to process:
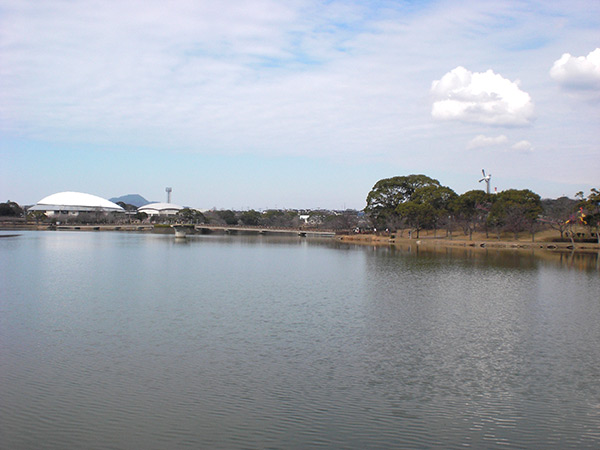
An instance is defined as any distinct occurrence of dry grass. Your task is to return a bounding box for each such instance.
[338,227,600,252]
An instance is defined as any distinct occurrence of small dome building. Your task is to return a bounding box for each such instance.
[137,202,183,217]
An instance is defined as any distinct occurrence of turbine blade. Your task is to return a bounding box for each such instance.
[482,169,486,176]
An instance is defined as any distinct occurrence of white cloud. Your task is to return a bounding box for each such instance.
[0,0,598,199]
[467,134,508,149]
[550,48,600,90]
[431,66,534,126]
[511,140,533,152]
[0,0,436,158]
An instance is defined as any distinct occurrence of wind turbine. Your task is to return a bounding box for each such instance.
[479,169,492,194]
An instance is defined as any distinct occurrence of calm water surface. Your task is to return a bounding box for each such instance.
[1,231,599,449]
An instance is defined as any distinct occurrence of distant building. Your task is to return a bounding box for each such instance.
[137,202,183,216]
[29,192,125,217]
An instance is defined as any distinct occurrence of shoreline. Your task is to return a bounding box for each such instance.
[2,222,599,253]
[336,233,600,253]
[0,223,154,232]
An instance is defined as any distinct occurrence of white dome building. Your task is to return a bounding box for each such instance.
[137,202,183,216]
[29,192,125,216]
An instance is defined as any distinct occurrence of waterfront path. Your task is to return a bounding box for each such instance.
[173,224,337,238]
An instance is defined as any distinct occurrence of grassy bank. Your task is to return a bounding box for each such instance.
[337,229,600,253]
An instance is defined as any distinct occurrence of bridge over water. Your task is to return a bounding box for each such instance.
[172,224,337,238]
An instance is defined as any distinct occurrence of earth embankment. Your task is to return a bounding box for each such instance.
[337,231,600,253]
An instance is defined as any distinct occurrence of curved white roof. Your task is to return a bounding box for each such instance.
[30,192,124,212]
[138,202,183,212]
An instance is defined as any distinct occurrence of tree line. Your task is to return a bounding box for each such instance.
[0,199,364,231]
[178,208,361,230]
[364,174,600,243]
[2,178,598,242]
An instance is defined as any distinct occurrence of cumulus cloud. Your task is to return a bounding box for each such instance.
[550,48,600,90]
[467,134,508,149]
[431,66,534,126]
[511,140,533,152]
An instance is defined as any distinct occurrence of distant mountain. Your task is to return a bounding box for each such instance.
[110,194,151,208]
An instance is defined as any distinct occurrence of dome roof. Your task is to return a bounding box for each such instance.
[138,202,183,211]
[30,192,124,212]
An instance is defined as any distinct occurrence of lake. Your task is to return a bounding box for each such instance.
[1,230,599,449]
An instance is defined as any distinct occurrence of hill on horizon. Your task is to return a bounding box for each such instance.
[110,194,152,208]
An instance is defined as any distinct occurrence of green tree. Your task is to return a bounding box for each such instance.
[488,189,542,241]
[411,185,457,236]
[217,210,238,225]
[396,201,436,238]
[393,184,456,238]
[540,196,578,240]
[578,188,600,244]
[451,190,493,240]
[0,201,23,217]
[177,208,206,224]
[262,210,299,227]
[134,211,148,222]
[365,175,441,229]
[240,210,261,226]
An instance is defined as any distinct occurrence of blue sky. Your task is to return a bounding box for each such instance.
[1,0,599,209]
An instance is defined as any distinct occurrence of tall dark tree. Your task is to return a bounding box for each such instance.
[488,189,542,240]
[134,211,148,222]
[365,175,441,229]
[540,196,578,240]
[395,201,436,238]
[217,210,238,225]
[0,201,23,217]
[410,185,457,235]
[578,188,600,244]
[240,210,262,226]
[177,208,206,224]
[451,190,493,240]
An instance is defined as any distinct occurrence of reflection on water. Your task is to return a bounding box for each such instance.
[362,241,600,272]
[1,231,599,449]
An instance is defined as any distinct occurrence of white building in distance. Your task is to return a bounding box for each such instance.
[29,192,125,216]
[137,202,183,216]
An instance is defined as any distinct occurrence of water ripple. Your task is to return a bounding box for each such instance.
[1,232,600,449]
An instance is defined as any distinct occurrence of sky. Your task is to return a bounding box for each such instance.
[1,0,599,210]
